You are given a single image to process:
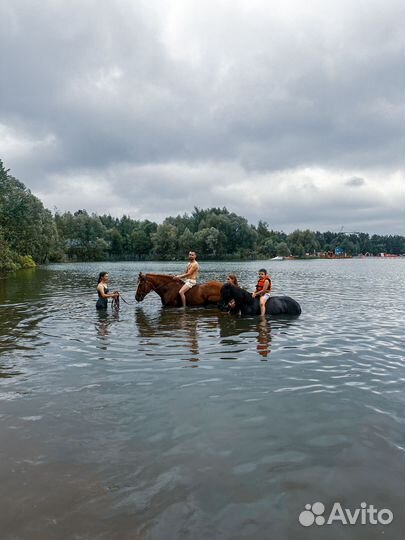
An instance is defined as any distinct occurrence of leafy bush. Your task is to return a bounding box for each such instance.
[17,255,36,269]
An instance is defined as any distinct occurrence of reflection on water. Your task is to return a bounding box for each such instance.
[95,309,120,348]
[0,363,22,379]
[0,259,404,540]
[216,313,274,360]
[136,307,201,363]
[135,306,278,362]
[257,318,272,359]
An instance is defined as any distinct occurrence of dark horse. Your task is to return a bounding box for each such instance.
[135,273,224,307]
[220,282,301,316]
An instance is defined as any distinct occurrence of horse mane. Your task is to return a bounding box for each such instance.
[223,283,254,305]
[230,284,254,304]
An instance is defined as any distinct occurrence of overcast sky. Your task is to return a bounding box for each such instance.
[1,0,404,234]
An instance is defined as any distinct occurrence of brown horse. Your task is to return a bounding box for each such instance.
[135,272,223,307]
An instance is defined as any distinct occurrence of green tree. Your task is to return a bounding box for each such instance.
[287,229,319,256]
[276,242,291,257]
[152,223,178,259]
[258,238,276,258]
[131,229,152,258]
[194,227,221,257]
[178,227,195,254]
[55,210,107,260]
[0,160,59,263]
[109,228,124,256]
[0,228,17,273]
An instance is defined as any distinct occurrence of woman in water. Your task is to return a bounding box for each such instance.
[226,274,239,309]
[227,274,239,287]
[96,272,120,310]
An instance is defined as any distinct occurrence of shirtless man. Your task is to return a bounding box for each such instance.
[175,251,200,307]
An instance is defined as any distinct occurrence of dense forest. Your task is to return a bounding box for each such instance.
[0,161,59,273]
[1,160,404,273]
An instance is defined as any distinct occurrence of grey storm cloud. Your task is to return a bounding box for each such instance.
[345,177,366,187]
[0,0,404,234]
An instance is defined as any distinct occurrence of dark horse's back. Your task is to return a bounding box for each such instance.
[267,295,301,316]
[184,280,223,306]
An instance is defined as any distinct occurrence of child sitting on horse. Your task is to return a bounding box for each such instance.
[252,268,272,317]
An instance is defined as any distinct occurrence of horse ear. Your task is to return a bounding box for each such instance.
[139,272,143,278]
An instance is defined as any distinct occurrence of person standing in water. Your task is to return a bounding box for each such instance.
[175,251,200,307]
[226,274,239,287]
[226,274,239,310]
[96,272,120,310]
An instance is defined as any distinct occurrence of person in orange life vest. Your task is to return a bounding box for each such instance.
[252,268,272,317]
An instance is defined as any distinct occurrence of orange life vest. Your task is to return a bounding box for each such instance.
[256,275,272,292]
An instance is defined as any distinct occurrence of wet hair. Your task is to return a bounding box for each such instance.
[259,268,267,274]
[98,271,108,284]
[227,274,239,286]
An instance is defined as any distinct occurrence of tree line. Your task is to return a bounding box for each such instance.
[1,160,404,273]
[0,161,58,272]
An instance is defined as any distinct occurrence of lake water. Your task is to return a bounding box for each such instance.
[0,259,404,540]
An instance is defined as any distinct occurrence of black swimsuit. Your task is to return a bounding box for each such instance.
[96,286,109,310]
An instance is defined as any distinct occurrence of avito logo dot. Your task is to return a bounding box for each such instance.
[299,502,326,527]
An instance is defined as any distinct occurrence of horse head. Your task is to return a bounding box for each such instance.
[135,272,154,302]
[220,282,233,302]
[220,283,256,314]
[219,282,236,311]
